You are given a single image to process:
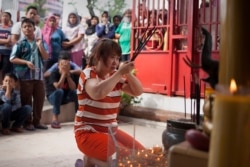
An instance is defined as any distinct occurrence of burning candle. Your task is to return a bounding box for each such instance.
[118,163,124,167]
[229,79,237,94]
[208,80,250,167]
[153,145,163,154]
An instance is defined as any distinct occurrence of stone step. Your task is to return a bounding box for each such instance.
[41,100,75,125]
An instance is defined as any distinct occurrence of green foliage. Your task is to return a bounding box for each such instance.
[26,0,46,17]
[120,69,141,107]
[121,92,142,107]
[86,0,98,16]
[86,0,128,17]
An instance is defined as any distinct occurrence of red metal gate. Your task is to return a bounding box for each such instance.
[131,0,220,98]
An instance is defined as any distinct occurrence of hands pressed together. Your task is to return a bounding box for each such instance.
[117,61,135,76]
[59,60,71,78]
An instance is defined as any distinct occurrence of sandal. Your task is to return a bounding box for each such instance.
[35,124,48,130]
[51,121,61,129]
[75,159,83,167]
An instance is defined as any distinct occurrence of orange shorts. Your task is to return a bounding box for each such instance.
[75,128,145,161]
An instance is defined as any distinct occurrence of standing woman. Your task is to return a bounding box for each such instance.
[42,15,66,71]
[84,16,99,60]
[62,12,85,68]
[74,39,145,167]
[115,9,132,62]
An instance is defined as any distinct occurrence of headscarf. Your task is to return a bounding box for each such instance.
[67,12,80,28]
[42,15,57,53]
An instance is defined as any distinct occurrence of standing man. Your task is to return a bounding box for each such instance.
[0,11,12,80]
[10,18,49,130]
[11,5,42,45]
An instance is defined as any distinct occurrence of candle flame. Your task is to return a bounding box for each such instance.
[230,79,237,94]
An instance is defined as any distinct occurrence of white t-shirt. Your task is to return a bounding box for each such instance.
[11,22,42,43]
[62,24,85,52]
[85,33,99,57]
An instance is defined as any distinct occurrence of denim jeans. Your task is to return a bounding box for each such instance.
[0,103,32,128]
[47,89,78,115]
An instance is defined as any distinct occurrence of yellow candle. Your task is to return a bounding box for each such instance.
[208,94,250,167]
[219,0,250,86]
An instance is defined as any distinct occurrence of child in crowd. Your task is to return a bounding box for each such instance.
[0,73,32,135]
[10,18,49,131]
[45,51,78,129]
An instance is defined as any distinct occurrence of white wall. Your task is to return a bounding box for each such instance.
[138,93,204,115]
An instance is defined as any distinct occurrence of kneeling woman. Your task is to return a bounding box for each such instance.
[74,39,144,167]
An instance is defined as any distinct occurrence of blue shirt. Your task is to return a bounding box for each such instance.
[49,29,66,60]
[0,88,21,111]
[10,38,48,80]
[96,23,116,39]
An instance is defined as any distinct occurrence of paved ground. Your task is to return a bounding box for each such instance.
[0,119,166,167]
[0,122,81,167]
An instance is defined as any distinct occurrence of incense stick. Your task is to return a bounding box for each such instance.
[132,25,150,58]
[131,26,157,61]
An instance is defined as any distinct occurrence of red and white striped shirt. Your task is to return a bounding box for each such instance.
[74,67,125,133]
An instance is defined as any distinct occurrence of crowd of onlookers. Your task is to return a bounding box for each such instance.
[0,5,132,135]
